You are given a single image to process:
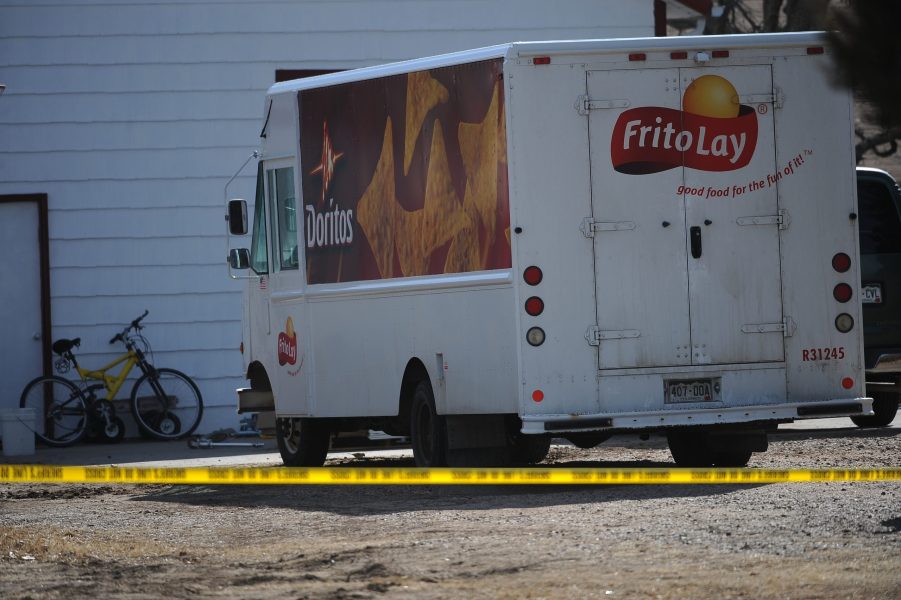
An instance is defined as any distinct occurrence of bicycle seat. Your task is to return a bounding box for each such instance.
[52,338,80,355]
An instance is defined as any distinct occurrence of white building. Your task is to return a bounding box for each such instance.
[0,0,708,434]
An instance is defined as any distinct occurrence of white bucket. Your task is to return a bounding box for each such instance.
[1,408,36,457]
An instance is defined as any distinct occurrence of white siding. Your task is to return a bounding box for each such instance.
[0,0,653,432]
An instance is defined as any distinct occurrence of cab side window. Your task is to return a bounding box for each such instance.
[267,167,299,271]
[249,162,269,274]
[858,179,901,255]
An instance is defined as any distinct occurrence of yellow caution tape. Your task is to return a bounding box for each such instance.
[1,465,900,485]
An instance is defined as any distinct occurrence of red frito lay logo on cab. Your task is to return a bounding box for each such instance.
[611,75,758,175]
[278,317,297,366]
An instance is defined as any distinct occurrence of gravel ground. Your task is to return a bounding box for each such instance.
[1,428,900,599]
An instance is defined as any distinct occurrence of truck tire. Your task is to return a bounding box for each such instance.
[410,380,447,467]
[276,417,330,467]
[666,432,714,467]
[851,392,899,428]
[510,434,551,465]
[712,449,753,467]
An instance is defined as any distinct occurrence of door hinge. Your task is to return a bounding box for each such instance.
[580,217,636,238]
[586,326,641,346]
[736,209,789,230]
[740,317,795,337]
[576,95,630,115]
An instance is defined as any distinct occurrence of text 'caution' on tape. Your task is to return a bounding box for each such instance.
[2,465,900,485]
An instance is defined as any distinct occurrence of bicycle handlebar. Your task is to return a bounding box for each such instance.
[109,310,150,344]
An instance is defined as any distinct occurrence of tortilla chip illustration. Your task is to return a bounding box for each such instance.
[404,71,450,175]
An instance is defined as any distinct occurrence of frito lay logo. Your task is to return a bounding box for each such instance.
[611,75,758,175]
[277,317,297,366]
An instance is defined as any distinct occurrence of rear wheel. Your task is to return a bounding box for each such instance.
[851,392,899,428]
[410,380,447,467]
[510,434,551,465]
[276,417,330,466]
[130,368,202,440]
[666,431,714,467]
[20,376,88,447]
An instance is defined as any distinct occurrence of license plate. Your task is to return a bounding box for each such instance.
[666,379,715,404]
[862,284,883,304]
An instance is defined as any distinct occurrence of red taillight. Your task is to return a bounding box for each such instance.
[523,266,543,286]
[629,53,646,62]
[833,283,853,303]
[532,56,551,65]
[832,253,851,273]
[712,50,729,58]
[807,47,825,55]
[670,51,688,60]
[841,377,854,390]
[532,389,544,403]
[239,342,244,354]
[525,296,544,316]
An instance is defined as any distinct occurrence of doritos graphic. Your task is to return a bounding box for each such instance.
[299,59,511,284]
[611,75,758,175]
[278,317,297,366]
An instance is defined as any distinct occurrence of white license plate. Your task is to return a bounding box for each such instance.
[862,284,883,304]
[666,380,714,404]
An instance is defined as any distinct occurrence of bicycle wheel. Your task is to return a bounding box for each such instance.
[130,368,203,440]
[19,375,89,447]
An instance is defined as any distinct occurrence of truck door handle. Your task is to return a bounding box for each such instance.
[690,226,702,259]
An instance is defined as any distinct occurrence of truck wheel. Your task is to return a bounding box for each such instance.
[510,434,551,465]
[410,380,447,467]
[666,432,714,467]
[712,449,753,467]
[851,392,899,428]
[564,432,611,449]
[276,417,330,467]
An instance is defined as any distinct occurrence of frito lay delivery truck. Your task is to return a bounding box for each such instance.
[226,33,872,468]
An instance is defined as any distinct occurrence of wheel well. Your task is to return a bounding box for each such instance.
[397,358,430,433]
[247,361,272,391]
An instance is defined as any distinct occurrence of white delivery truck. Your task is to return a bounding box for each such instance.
[226,33,872,468]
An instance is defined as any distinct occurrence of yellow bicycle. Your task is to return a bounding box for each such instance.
[20,311,203,446]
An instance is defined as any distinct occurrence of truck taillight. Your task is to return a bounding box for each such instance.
[525,296,544,316]
[832,253,851,273]
[835,313,854,333]
[833,283,853,303]
[526,327,546,346]
[523,266,543,286]
[841,377,854,390]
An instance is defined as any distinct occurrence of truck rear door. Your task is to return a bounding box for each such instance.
[586,65,784,370]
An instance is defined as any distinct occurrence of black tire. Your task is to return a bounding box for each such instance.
[19,375,88,447]
[276,417,330,467]
[712,449,753,467]
[666,431,714,467]
[410,380,447,467]
[510,434,551,465]
[565,432,611,449]
[130,368,202,440]
[851,392,899,428]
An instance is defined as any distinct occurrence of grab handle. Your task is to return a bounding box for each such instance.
[690,226,702,259]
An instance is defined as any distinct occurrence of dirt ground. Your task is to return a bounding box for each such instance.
[2,427,899,600]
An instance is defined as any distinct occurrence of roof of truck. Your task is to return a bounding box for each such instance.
[268,31,827,96]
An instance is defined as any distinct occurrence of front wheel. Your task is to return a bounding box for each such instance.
[851,392,899,428]
[20,375,88,447]
[410,380,447,467]
[276,417,330,466]
[130,368,203,440]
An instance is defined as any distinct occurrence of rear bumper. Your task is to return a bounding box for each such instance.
[520,398,873,434]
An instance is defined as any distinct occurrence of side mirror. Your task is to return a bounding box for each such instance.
[227,199,248,235]
[228,248,251,270]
